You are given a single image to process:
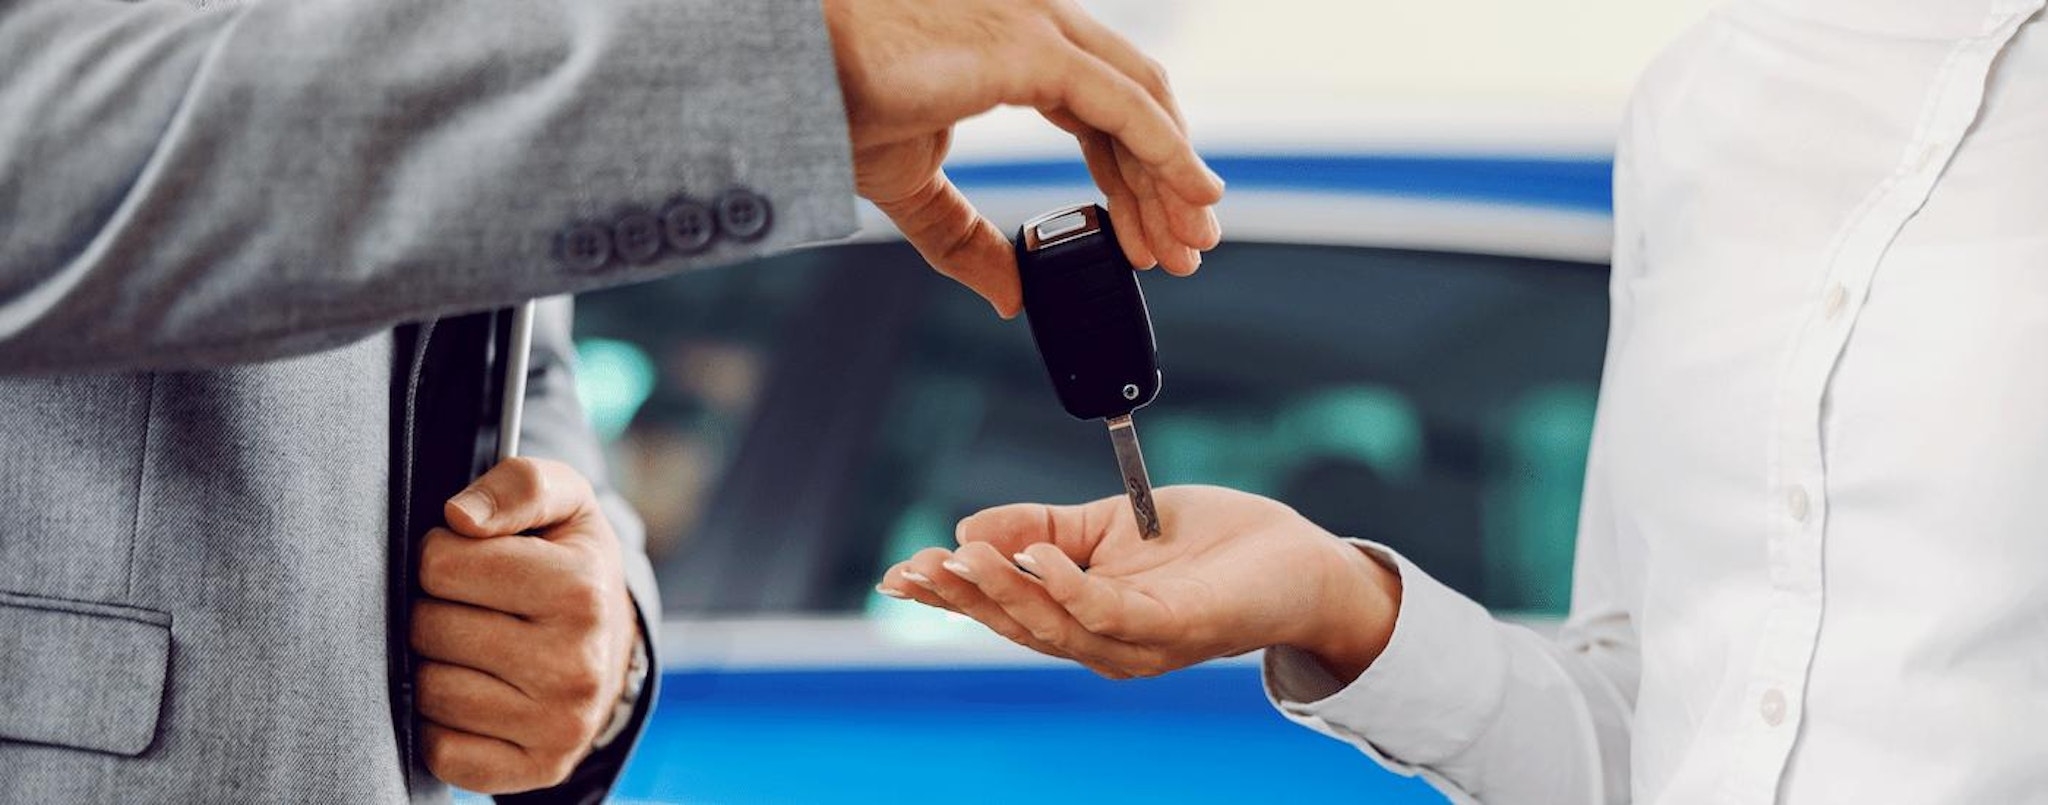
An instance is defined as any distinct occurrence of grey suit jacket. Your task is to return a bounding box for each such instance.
[0,0,856,801]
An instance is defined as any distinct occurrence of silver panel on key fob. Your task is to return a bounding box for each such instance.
[1022,205,1105,252]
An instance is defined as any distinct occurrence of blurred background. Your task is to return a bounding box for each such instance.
[550,1,1717,802]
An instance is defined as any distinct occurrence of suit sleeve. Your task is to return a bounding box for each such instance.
[495,296,661,804]
[1258,119,1650,804]
[0,0,857,374]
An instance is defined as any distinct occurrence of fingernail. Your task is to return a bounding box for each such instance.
[875,584,909,600]
[902,571,934,589]
[1012,553,1041,571]
[448,490,489,524]
[941,559,975,581]
[1204,164,1227,190]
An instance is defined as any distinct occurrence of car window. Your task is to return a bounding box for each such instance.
[571,240,1609,620]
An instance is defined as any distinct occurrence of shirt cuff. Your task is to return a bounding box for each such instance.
[1263,539,1511,769]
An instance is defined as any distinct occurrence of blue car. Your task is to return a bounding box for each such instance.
[553,7,1703,799]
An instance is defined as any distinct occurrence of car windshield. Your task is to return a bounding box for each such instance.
[571,240,1609,621]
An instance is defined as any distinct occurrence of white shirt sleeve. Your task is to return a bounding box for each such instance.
[1262,115,1650,805]
[1262,542,1634,805]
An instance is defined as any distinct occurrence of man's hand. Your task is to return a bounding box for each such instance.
[410,458,641,794]
[825,0,1226,317]
[876,486,1402,682]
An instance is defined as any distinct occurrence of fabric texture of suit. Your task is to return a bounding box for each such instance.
[0,0,858,801]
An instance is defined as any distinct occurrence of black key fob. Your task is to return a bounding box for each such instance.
[1016,203,1161,420]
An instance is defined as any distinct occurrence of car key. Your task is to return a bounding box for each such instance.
[1016,203,1164,539]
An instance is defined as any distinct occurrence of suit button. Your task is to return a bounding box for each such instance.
[557,222,612,273]
[612,209,664,265]
[715,188,772,242]
[660,197,716,255]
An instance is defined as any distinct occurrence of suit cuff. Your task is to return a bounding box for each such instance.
[0,0,861,373]
[1263,540,1510,769]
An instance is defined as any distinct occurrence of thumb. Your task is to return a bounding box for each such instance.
[871,167,1022,319]
[957,497,1124,567]
[444,457,594,539]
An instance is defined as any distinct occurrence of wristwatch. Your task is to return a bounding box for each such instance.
[591,634,650,750]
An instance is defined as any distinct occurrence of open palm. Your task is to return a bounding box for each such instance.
[879,485,1393,679]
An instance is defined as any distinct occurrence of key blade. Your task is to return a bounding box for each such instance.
[1106,414,1163,539]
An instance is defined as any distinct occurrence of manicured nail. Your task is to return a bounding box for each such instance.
[902,571,934,589]
[941,559,975,581]
[1011,553,1045,583]
[875,584,909,599]
[448,490,489,524]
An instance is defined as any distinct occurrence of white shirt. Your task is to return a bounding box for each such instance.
[1263,1,2048,803]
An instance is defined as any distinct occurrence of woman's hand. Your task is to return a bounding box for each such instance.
[876,485,1402,682]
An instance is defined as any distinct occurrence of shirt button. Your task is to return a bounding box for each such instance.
[1823,284,1849,320]
[1760,688,1788,727]
[1786,485,1811,523]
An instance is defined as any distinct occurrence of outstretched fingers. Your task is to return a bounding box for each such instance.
[1012,542,1176,644]
[944,541,1172,677]
[955,497,1125,568]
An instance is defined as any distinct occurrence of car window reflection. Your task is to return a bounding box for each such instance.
[571,241,1608,620]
